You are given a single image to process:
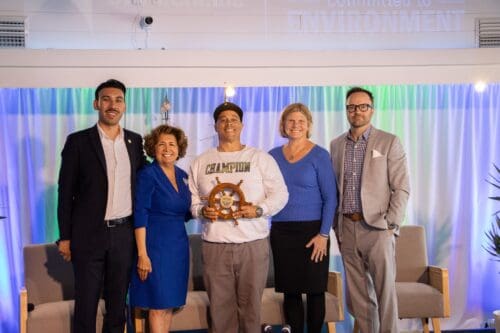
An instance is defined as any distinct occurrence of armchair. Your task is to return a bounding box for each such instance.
[353,225,450,333]
[395,225,450,333]
[19,243,106,333]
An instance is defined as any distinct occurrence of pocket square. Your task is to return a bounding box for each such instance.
[372,149,383,158]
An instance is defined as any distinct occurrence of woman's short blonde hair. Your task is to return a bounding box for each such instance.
[279,103,313,138]
[143,124,188,160]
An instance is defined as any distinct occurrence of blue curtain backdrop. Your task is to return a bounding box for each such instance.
[0,84,499,332]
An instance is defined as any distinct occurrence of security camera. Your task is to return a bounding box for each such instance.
[140,16,153,29]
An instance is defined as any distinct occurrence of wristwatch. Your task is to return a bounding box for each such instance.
[255,206,263,218]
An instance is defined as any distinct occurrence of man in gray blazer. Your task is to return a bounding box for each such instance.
[330,87,410,333]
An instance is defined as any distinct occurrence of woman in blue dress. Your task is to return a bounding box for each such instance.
[130,124,191,333]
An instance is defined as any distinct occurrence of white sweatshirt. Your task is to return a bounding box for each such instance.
[189,146,289,243]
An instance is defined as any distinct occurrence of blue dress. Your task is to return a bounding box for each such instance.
[130,161,192,309]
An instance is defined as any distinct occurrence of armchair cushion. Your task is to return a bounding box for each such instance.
[170,291,209,331]
[396,282,445,318]
[26,299,105,332]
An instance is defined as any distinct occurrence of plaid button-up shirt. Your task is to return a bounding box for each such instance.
[342,126,372,214]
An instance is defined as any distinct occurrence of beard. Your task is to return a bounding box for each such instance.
[349,117,368,128]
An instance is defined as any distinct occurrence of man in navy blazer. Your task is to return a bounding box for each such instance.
[330,87,410,333]
[57,79,146,333]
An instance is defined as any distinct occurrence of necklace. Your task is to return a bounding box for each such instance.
[288,146,305,160]
[285,145,305,161]
[284,141,313,162]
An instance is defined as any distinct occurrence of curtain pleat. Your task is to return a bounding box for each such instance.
[0,84,498,332]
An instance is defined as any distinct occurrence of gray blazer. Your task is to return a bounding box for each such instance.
[330,127,410,241]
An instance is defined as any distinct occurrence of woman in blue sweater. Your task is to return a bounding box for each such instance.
[269,103,338,333]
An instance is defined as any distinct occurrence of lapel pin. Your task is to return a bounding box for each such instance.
[128,139,132,144]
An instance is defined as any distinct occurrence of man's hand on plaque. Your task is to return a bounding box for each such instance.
[201,206,217,222]
[234,205,262,219]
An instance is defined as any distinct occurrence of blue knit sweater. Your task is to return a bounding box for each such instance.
[269,145,338,236]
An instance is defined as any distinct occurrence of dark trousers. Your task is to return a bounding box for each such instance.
[72,223,134,333]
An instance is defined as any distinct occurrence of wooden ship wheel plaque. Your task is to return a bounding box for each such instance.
[207,177,250,225]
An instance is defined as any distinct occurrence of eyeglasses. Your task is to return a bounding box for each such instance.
[346,104,373,113]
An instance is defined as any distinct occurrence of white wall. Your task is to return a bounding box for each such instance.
[1,48,500,88]
[1,0,500,50]
[1,1,500,88]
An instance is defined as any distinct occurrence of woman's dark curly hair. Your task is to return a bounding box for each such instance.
[143,125,188,160]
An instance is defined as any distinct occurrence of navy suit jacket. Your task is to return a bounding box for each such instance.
[57,125,146,252]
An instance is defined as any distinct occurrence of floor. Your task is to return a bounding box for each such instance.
[177,328,496,333]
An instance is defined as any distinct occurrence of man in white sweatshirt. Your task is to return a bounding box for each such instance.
[189,102,288,333]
